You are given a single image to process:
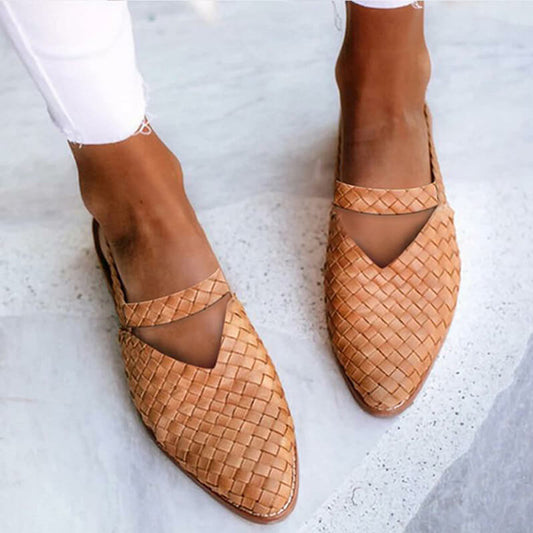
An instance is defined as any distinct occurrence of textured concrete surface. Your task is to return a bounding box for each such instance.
[1,2,532,533]
[405,337,533,533]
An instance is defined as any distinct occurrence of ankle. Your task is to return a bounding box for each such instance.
[71,131,188,242]
[335,18,432,188]
[336,3,430,117]
[336,47,430,112]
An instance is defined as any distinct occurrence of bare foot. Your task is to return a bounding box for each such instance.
[72,130,226,368]
[335,2,433,268]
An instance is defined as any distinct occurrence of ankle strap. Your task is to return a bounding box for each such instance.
[333,104,447,215]
[333,180,440,215]
[98,229,231,327]
[120,268,230,328]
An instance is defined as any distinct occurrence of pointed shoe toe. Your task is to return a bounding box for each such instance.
[325,106,461,416]
[93,223,298,522]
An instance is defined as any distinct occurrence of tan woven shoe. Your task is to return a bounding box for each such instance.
[325,106,461,417]
[93,221,298,523]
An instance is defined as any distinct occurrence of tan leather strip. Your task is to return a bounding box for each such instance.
[333,180,440,215]
[424,104,447,205]
[121,268,230,328]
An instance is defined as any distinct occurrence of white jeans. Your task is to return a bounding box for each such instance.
[0,0,415,145]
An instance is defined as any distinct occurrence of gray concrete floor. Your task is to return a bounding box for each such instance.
[406,337,533,533]
[1,3,532,533]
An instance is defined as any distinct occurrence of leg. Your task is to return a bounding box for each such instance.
[72,133,227,369]
[0,1,225,368]
[325,1,461,415]
[1,4,300,514]
[335,1,432,267]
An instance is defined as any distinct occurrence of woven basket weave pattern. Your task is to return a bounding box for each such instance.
[325,105,461,414]
[121,269,229,327]
[119,297,296,517]
[334,180,440,215]
[94,227,297,519]
[325,205,460,412]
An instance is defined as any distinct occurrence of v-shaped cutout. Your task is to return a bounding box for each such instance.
[92,219,230,369]
[332,104,446,268]
[333,206,437,269]
[132,295,230,369]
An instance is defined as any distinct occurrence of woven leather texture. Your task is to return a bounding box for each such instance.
[325,205,460,413]
[334,180,439,215]
[325,105,461,415]
[94,228,298,520]
[119,297,297,518]
[121,269,229,327]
